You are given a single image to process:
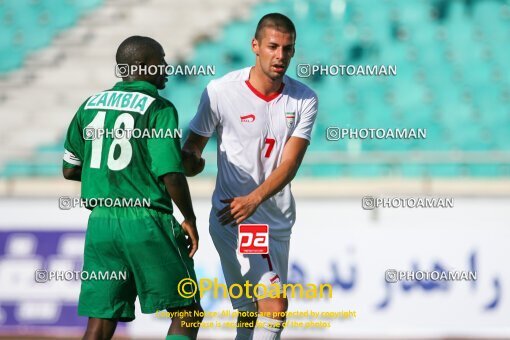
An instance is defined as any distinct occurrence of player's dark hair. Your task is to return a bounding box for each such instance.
[254,13,296,42]
[116,35,162,65]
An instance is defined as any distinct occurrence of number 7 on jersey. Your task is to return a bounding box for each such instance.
[264,138,275,158]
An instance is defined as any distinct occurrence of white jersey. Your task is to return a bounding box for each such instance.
[189,67,318,240]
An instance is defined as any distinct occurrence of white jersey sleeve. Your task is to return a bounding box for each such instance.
[189,85,220,137]
[291,92,318,142]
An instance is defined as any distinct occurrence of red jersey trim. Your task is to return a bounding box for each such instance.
[245,80,284,102]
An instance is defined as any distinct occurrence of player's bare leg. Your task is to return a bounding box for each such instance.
[167,303,204,340]
[253,297,288,340]
[83,317,118,340]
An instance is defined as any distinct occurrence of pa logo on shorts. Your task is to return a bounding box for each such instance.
[238,224,269,254]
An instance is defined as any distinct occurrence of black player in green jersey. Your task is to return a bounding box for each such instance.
[63,36,203,340]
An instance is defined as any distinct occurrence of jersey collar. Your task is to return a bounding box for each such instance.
[244,67,285,102]
[112,81,159,96]
[245,80,284,102]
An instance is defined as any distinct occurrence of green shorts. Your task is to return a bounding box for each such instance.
[78,207,198,321]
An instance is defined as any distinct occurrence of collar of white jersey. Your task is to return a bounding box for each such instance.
[243,67,286,102]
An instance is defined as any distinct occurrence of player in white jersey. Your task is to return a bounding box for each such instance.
[182,13,318,340]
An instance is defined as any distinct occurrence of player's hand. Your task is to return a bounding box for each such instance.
[182,149,205,177]
[181,219,199,257]
[217,195,261,226]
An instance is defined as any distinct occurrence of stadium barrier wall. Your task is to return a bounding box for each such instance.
[0,197,509,338]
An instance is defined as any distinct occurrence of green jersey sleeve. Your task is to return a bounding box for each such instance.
[148,104,184,178]
[63,108,85,169]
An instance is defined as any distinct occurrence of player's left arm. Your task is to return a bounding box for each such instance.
[62,107,85,182]
[217,137,309,225]
[63,167,82,181]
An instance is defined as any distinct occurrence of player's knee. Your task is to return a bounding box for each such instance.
[84,327,111,340]
[280,296,289,311]
[84,318,117,340]
[274,297,289,311]
[257,296,288,314]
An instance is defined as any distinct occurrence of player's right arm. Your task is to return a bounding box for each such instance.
[182,86,219,176]
[182,132,208,176]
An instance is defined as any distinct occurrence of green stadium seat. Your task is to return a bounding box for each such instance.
[0,47,24,72]
[0,0,103,74]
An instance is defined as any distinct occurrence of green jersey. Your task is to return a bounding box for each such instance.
[63,81,183,214]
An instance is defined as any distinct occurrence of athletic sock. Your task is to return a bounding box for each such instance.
[252,316,284,340]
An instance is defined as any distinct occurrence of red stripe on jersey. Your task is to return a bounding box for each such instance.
[262,254,273,271]
[245,80,284,102]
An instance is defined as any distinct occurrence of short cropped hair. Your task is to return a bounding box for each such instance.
[254,13,296,41]
[116,35,161,65]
